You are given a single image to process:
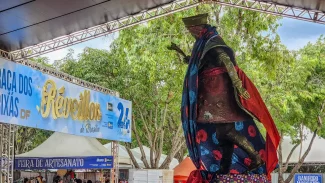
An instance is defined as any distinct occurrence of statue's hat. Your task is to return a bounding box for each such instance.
[182,13,208,27]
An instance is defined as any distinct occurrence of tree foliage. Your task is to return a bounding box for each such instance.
[20,4,325,178]
[51,5,287,169]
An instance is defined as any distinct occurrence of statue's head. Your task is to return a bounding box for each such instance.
[182,13,209,39]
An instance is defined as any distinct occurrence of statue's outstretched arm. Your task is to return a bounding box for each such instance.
[215,48,250,100]
[167,42,190,64]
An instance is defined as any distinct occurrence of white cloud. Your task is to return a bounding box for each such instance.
[283,35,321,50]
[278,18,325,50]
[43,33,118,64]
[43,49,70,64]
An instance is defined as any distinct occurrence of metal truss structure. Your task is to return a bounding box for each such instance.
[0,124,15,183]
[0,0,324,62]
[287,162,325,166]
[6,0,200,61]
[110,142,119,183]
[202,0,325,24]
[14,59,119,96]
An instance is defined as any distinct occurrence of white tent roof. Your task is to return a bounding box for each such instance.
[17,132,132,165]
[131,146,179,169]
[281,128,325,164]
[103,142,139,167]
[104,143,179,169]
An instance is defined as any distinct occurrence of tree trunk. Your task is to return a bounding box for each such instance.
[284,143,300,171]
[159,140,186,169]
[278,131,300,183]
[15,127,36,154]
[159,122,185,169]
[236,9,243,35]
[214,5,222,26]
[132,118,150,168]
[155,101,169,168]
[124,143,140,168]
[299,124,303,159]
[278,132,285,183]
[175,144,187,163]
[284,129,319,183]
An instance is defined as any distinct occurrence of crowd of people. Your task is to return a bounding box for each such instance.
[53,176,95,183]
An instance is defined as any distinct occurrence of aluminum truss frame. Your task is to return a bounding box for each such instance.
[7,0,201,61]
[15,59,118,96]
[202,0,325,24]
[0,50,11,61]
[287,162,325,166]
[0,124,15,183]
[0,0,324,61]
[110,141,119,183]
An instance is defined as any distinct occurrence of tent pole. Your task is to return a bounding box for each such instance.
[110,141,119,183]
[0,123,16,183]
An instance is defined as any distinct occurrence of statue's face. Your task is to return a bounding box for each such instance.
[186,25,205,39]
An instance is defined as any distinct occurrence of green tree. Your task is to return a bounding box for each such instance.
[54,4,287,169]
[15,128,52,154]
[248,36,325,183]
[26,4,323,176]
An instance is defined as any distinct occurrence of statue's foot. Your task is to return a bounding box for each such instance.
[244,153,264,173]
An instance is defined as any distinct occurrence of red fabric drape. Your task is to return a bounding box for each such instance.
[235,67,280,179]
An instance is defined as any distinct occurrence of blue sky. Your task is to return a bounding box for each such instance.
[44,17,325,64]
[277,18,325,50]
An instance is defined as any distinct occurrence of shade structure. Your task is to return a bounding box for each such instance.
[281,128,325,164]
[131,146,179,169]
[0,0,174,52]
[16,132,132,165]
[0,0,325,61]
[264,0,325,11]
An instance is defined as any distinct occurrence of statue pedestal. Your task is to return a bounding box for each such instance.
[213,174,270,183]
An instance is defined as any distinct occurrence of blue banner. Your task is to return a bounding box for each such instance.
[0,58,131,142]
[294,174,323,183]
[15,156,113,170]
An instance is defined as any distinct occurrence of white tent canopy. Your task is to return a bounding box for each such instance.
[17,132,132,165]
[281,128,325,164]
[131,146,179,169]
[104,143,179,169]
[103,142,141,167]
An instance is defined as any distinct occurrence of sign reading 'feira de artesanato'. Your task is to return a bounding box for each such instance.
[0,57,132,142]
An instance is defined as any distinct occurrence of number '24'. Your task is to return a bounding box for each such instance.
[117,102,129,126]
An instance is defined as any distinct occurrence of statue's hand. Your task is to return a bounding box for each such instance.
[238,87,250,100]
[184,56,191,64]
[167,42,178,51]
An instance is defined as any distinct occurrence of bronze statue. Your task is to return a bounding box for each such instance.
[172,13,280,182]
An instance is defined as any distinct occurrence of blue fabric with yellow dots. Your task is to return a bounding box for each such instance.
[180,24,268,179]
